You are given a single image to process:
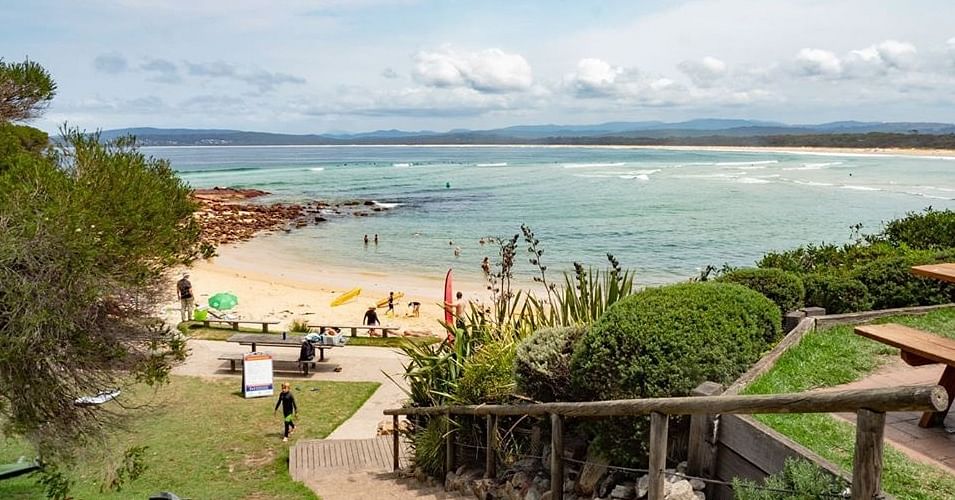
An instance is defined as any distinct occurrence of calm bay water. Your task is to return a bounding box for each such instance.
[150,145,955,285]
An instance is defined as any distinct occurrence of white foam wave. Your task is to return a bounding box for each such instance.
[722,165,767,170]
[308,167,325,172]
[903,191,951,200]
[840,185,880,191]
[715,160,778,166]
[737,177,771,184]
[562,162,627,169]
[393,162,412,167]
[792,180,835,187]
[783,161,844,171]
[475,162,507,167]
[372,201,401,208]
[630,169,661,175]
[917,186,955,193]
[616,174,651,181]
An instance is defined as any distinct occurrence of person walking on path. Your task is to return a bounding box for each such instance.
[274,382,298,442]
[177,273,194,322]
[363,305,380,336]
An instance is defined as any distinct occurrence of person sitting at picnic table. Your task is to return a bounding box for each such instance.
[363,305,380,336]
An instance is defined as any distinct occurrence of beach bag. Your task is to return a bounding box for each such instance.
[299,340,315,361]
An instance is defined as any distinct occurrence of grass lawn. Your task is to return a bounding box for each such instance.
[178,322,440,347]
[0,376,379,499]
[744,307,955,500]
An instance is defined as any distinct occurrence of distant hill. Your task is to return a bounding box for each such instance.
[97,119,955,147]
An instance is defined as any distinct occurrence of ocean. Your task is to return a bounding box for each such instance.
[151,145,955,285]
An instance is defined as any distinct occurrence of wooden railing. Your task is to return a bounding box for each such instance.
[384,384,947,500]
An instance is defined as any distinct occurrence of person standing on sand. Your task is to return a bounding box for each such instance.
[273,382,298,442]
[386,291,395,317]
[177,273,194,322]
[446,291,466,329]
[481,257,491,276]
[363,305,380,335]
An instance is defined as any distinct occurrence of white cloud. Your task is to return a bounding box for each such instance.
[413,48,533,93]
[794,48,843,77]
[677,56,727,87]
[570,58,624,96]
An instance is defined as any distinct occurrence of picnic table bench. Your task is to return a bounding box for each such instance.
[226,333,337,361]
[202,318,280,332]
[217,352,320,375]
[307,323,399,338]
[855,323,955,427]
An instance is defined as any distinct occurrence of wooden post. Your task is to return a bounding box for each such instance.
[392,415,400,471]
[530,424,542,456]
[649,412,668,500]
[687,381,722,479]
[485,414,497,478]
[851,409,886,500]
[550,413,564,500]
[445,413,455,478]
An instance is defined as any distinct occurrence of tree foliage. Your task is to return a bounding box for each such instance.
[0,59,56,122]
[0,60,197,466]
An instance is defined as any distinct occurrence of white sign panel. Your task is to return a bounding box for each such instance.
[242,352,274,398]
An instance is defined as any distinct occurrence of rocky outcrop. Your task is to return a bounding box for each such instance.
[192,187,397,250]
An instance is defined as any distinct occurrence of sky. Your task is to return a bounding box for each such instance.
[5,0,955,134]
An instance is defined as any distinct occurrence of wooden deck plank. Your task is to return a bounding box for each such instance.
[855,323,955,365]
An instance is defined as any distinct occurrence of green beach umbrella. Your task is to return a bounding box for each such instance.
[208,292,239,311]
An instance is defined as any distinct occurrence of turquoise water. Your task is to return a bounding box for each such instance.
[151,145,955,284]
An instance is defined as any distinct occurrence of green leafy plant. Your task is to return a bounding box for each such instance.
[411,416,450,477]
[717,268,806,314]
[802,273,872,314]
[514,325,586,402]
[733,458,846,499]
[570,282,781,466]
[288,318,309,333]
[876,207,955,250]
[851,249,955,309]
[456,340,518,405]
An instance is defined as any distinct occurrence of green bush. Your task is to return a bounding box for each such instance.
[569,282,780,466]
[851,250,955,310]
[514,325,586,402]
[717,268,805,314]
[733,458,845,499]
[803,273,873,314]
[879,207,955,250]
[288,318,309,333]
[455,340,517,405]
[411,416,447,477]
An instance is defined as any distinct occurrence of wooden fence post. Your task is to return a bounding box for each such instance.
[485,414,498,478]
[687,381,722,479]
[649,412,669,500]
[392,415,400,471]
[550,413,564,500]
[851,409,886,500]
[445,413,455,478]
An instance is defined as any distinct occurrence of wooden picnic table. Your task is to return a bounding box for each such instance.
[855,323,955,427]
[202,318,280,332]
[226,333,337,361]
[307,323,399,338]
[911,263,955,284]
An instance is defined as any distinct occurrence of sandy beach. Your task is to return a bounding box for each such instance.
[163,239,491,337]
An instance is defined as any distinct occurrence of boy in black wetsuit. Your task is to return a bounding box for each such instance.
[273,382,297,442]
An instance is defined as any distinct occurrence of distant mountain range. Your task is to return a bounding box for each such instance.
[96,119,955,147]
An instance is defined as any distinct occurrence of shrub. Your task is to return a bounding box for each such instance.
[455,340,517,405]
[288,318,309,332]
[411,416,447,477]
[717,268,805,314]
[878,207,955,250]
[569,282,780,466]
[733,458,846,499]
[851,249,955,310]
[514,325,586,402]
[803,273,872,314]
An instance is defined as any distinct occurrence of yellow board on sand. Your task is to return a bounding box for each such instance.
[331,288,361,307]
[377,292,404,308]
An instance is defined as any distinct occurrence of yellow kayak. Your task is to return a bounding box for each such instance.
[331,288,361,307]
[377,292,404,308]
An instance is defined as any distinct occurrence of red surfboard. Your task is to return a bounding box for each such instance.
[443,268,454,326]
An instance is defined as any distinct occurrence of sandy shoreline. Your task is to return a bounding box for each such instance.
[164,241,492,337]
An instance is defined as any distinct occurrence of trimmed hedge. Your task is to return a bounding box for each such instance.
[515,325,586,402]
[569,282,781,466]
[717,268,805,314]
[851,250,955,310]
[803,273,872,314]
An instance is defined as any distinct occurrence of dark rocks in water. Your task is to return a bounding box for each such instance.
[314,216,327,222]
[363,200,376,206]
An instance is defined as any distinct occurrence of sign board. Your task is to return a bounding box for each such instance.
[242,352,273,398]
